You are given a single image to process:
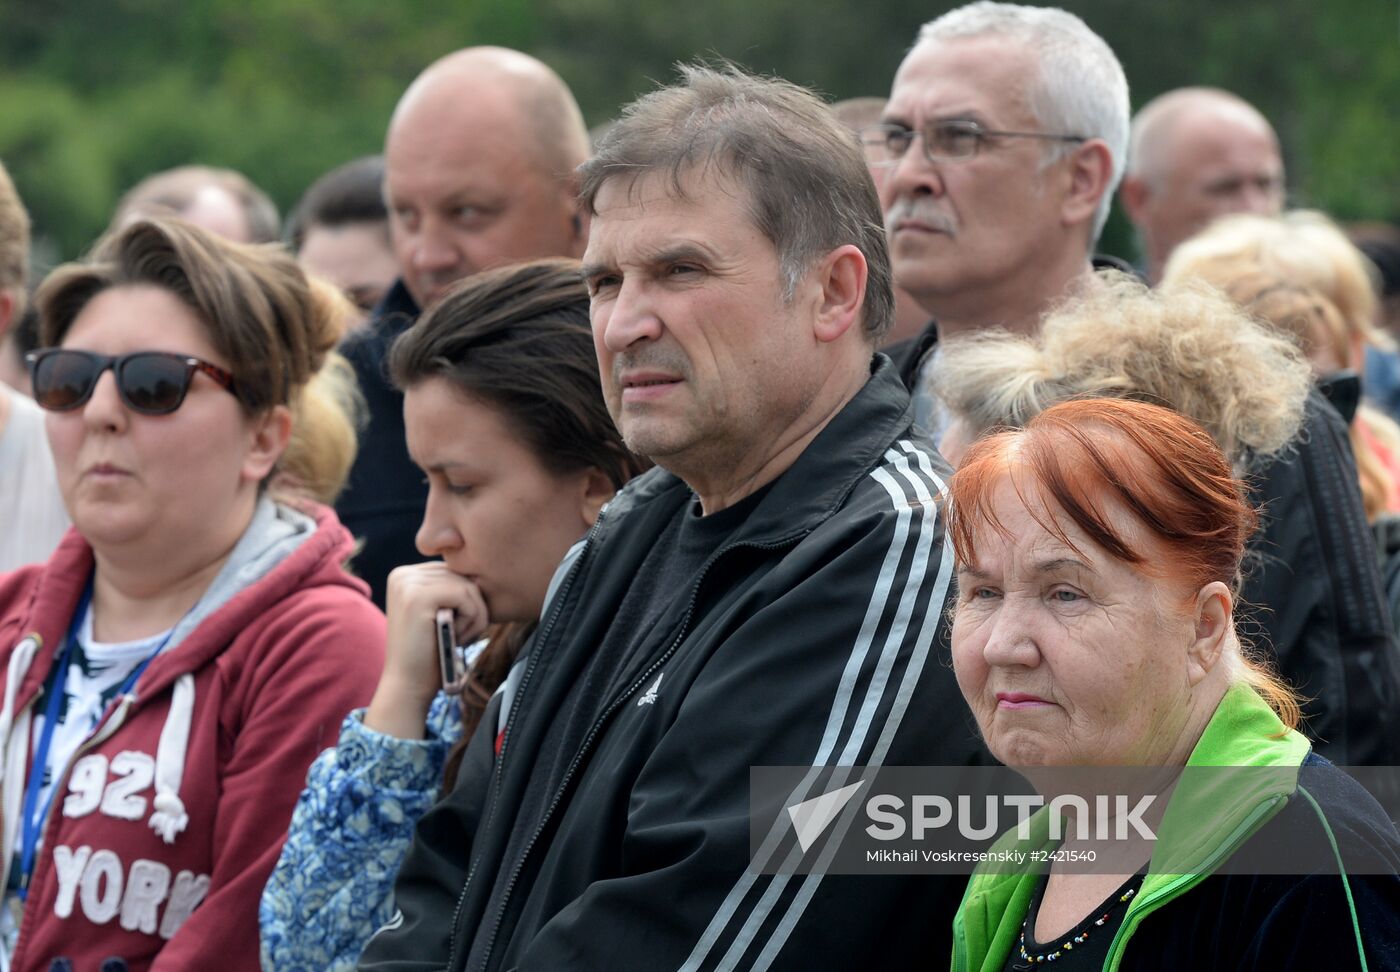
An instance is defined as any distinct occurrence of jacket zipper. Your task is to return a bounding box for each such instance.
[1102,794,1285,972]
[444,515,606,972]
[472,534,800,972]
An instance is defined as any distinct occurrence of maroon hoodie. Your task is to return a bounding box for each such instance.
[0,501,384,972]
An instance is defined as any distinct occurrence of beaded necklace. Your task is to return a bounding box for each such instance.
[1017,883,1137,964]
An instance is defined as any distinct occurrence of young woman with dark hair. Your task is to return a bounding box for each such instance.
[260,258,647,971]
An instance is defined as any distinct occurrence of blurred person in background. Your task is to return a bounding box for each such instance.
[1352,224,1400,422]
[112,164,281,244]
[928,276,1400,763]
[0,304,39,397]
[947,398,1400,971]
[0,159,69,571]
[931,274,1311,471]
[261,259,647,972]
[0,219,383,972]
[287,155,398,328]
[1120,87,1286,283]
[873,1,1129,437]
[336,46,590,608]
[1164,211,1400,522]
[831,95,931,346]
[1355,225,1400,344]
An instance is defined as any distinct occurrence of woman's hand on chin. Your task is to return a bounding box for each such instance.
[366,562,491,738]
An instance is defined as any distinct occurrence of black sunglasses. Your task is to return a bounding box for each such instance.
[25,349,240,416]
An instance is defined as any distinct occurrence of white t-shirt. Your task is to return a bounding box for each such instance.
[0,389,70,573]
[0,601,167,959]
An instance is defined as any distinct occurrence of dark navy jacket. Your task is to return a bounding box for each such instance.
[335,280,429,607]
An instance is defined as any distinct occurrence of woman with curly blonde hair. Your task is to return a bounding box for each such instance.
[1164,210,1400,522]
[930,272,1400,766]
[932,273,1311,469]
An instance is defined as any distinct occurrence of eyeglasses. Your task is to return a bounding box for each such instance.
[859,121,1087,167]
[25,349,240,416]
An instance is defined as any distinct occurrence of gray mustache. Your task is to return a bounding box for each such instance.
[884,200,957,236]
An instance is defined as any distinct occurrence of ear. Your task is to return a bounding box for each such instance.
[810,244,867,345]
[242,404,294,483]
[1118,174,1151,226]
[577,467,615,528]
[1185,580,1233,686]
[1059,139,1115,231]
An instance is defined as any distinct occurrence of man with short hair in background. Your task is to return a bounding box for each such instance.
[336,46,590,606]
[112,164,282,244]
[875,1,1126,436]
[286,154,398,327]
[1119,86,1286,283]
[359,63,979,972]
[0,161,69,571]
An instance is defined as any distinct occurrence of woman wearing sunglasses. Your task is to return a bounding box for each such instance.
[260,259,647,971]
[0,219,385,972]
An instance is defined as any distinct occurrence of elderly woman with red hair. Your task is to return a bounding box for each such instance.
[947,398,1400,971]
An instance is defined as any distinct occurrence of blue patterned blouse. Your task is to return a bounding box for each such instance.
[259,694,462,971]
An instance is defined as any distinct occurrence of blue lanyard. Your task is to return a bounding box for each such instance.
[16,580,175,899]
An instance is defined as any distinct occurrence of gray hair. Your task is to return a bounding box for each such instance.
[929,272,1311,469]
[918,2,1129,246]
[578,62,894,342]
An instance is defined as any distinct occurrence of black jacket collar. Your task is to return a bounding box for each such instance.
[365,278,422,348]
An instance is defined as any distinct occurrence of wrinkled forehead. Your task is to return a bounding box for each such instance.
[592,159,754,215]
[961,473,1085,561]
[585,165,765,253]
[887,36,1038,127]
[1164,106,1279,168]
[385,96,543,188]
[959,467,1164,579]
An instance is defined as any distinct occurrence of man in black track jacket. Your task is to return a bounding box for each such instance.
[358,63,988,972]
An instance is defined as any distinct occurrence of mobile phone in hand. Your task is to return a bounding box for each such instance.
[436,608,464,690]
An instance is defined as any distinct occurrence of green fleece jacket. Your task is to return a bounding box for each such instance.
[951,683,1314,972]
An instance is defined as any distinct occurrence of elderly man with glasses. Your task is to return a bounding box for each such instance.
[875,4,1400,769]
[872,1,1128,436]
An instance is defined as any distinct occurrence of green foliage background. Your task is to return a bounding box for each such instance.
[1,0,1396,265]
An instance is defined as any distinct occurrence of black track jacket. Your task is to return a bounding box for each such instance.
[358,356,989,971]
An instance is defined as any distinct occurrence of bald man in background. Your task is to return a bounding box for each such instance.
[1120,86,1285,282]
[336,46,590,605]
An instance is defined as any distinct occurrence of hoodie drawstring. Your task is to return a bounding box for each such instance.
[147,674,194,844]
[0,637,40,877]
